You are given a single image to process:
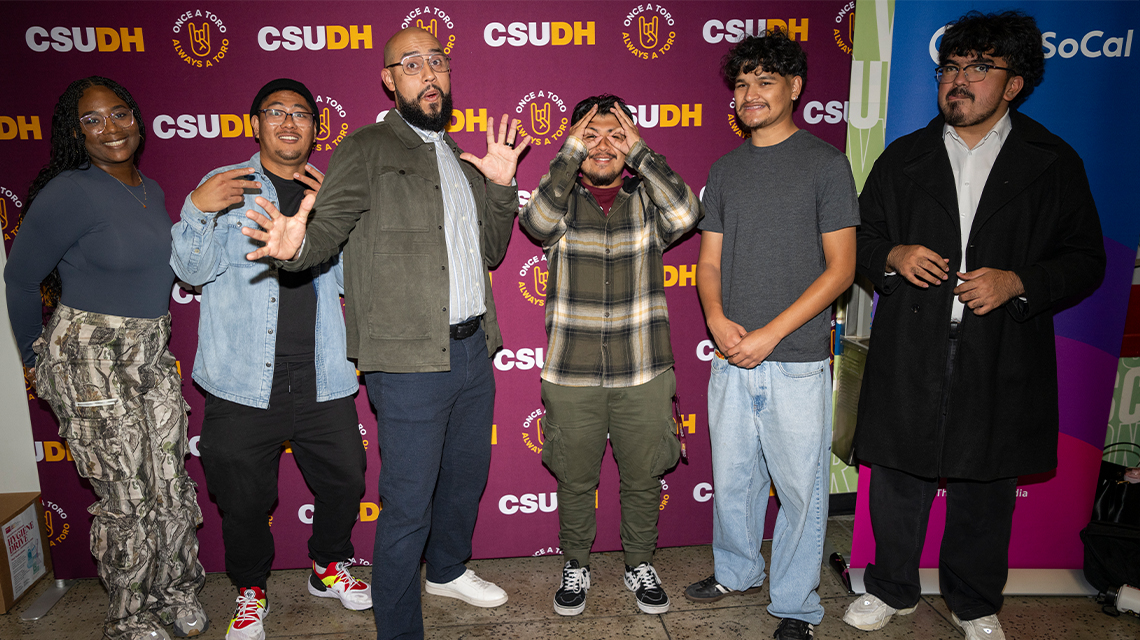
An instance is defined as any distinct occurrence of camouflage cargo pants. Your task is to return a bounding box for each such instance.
[34,305,206,640]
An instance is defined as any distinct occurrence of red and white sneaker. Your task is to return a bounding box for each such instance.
[226,587,268,640]
[308,560,373,610]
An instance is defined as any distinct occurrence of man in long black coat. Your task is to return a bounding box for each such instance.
[842,11,1106,640]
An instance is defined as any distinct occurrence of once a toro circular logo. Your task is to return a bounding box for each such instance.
[622,3,677,60]
[43,499,71,548]
[515,90,569,146]
[521,407,545,454]
[1,184,25,243]
[400,5,458,55]
[518,254,548,307]
[725,99,749,139]
[313,94,350,153]
[833,1,856,55]
[171,9,230,68]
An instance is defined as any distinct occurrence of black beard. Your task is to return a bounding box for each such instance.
[396,86,454,132]
[580,164,623,188]
[941,87,999,127]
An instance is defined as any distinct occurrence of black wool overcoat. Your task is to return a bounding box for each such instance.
[854,112,1106,480]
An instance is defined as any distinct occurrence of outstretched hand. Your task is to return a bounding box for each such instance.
[460,114,531,186]
[242,194,313,261]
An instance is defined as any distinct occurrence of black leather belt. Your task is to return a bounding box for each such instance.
[450,316,482,340]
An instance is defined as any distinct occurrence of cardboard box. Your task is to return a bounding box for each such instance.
[0,492,52,613]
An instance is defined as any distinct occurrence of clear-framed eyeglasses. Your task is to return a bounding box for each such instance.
[78,109,135,134]
[934,63,1013,84]
[385,53,451,76]
[258,109,317,127]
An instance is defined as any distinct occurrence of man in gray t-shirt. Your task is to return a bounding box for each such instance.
[685,31,859,640]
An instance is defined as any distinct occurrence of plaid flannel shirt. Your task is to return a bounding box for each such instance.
[519,137,701,387]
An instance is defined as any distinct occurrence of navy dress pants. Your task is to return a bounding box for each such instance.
[365,328,495,640]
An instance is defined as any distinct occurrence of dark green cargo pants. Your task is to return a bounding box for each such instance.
[540,369,681,567]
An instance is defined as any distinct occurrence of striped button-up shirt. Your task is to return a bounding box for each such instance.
[519,137,701,387]
[405,116,486,324]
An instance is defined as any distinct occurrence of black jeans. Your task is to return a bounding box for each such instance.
[199,360,366,589]
[863,326,1018,620]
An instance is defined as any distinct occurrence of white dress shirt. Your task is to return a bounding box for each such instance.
[943,110,1012,322]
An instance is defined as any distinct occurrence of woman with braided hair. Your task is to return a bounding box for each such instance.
[3,77,207,640]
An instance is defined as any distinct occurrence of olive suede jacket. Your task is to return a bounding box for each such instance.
[284,110,518,372]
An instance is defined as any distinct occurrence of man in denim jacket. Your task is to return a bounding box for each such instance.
[170,78,370,640]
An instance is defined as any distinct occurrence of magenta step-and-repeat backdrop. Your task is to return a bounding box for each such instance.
[0,1,857,579]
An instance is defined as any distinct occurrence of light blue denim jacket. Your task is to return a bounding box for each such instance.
[170,152,358,409]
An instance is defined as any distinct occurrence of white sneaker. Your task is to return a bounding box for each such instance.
[308,561,373,611]
[226,587,268,640]
[952,612,1006,640]
[170,607,209,637]
[140,630,173,640]
[842,593,917,631]
[425,569,508,607]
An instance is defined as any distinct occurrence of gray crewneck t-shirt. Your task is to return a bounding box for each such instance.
[4,167,175,365]
[699,130,859,362]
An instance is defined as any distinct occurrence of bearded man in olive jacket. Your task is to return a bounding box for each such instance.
[843,10,1105,640]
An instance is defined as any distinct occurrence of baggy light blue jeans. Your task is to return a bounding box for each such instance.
[707,355,831,624]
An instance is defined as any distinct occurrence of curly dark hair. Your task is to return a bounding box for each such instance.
[939,10,1045,108]
[721,29,808,88]
[22,76,145,307]
[571,94,632,127]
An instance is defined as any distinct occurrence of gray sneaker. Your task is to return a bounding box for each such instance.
[842,593,916,631]
[170,607,209,637]
[952,612,1006,640]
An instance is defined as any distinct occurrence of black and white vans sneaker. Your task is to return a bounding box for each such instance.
[623,562,670,614]
[553,559,590,616]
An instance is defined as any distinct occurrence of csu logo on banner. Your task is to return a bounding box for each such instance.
[520,407,545,454]
[484,21,595,47]
[401,5,459,54]
[43,500,71,548]
[702,18,809,44]
[515,90,569,146]
[517,253,547,306]
[1,185,25,242]
[622,4,676,60]
[630,104,701,129]
[171,9,230,68]
[833,2,855,55]
[499,492,557,515]
[495,346,545,371]
[257,25,373,51]
[0,116,43,141]
[314,95,350,152]
[25,27,145,52]
[152,113,253,139]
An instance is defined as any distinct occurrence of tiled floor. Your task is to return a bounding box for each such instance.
[3,516,1138,639]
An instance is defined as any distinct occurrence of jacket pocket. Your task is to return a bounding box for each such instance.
[366,251,433,340]
[376,168,436,232]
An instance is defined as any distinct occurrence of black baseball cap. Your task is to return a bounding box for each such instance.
[250,78,318,118]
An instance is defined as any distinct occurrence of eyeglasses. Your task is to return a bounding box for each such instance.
[384,54,451,76]
[935,63,1013,84]
[78,109,134,134]
[258,108,317,127]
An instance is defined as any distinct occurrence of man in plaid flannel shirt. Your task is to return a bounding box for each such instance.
[518,94,701,618]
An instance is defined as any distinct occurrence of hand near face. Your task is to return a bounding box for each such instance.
[190,167,260,213]
[607,105,641,156]
[954,267,1024,315]
[567,104,599,148]
[242,195,312,261]
[460,114,531,186]
[887,244,950,288]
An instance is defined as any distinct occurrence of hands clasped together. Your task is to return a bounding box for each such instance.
[886,243,1025,315]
